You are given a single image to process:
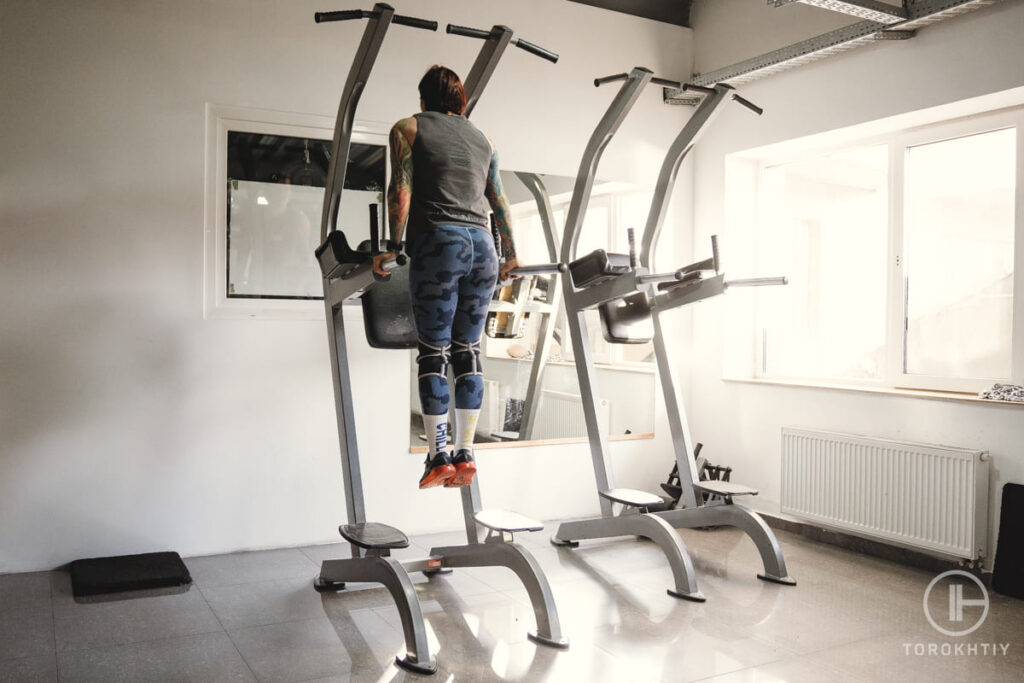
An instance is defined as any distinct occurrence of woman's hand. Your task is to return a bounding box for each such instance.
[499,256,521,283]
[373,252,396,277]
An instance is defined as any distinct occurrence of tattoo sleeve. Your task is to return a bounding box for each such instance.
[484,150,516,260]
[387,121,414,246]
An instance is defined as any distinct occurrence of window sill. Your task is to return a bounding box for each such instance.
[721,376,1024,407]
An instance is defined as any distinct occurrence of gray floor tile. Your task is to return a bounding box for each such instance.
[186,549,318,589]
[0,572,51,613]
[0,607,54,661]
[229,617,356,683]
[53,583,222,653]
[0,654,58,683]
[201,577,328,631]
[56,631,254,683]
[690,654,870,683]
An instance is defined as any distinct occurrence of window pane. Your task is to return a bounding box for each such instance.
[758,146,889,380]
[226,132,385,300]
[904,127,1016,379]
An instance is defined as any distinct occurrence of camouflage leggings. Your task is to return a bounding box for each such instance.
[409,225,498,416]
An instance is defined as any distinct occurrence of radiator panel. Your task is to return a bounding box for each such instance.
[781,428,989,560]
[533,390,610,440]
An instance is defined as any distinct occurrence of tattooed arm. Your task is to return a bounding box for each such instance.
[483,148,520,279]
[376,117,416,275]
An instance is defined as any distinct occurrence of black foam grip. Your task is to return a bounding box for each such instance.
[651,77,681,88]
[393,14,437,30]
[314,10,367,23]
[681,83,715,96]
[732,94,763,115]
[594,73,628,87]
[513,38,558,63]
[446,23,489,39]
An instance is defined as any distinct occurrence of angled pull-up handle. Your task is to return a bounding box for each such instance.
[595,73,681,88]
[316,7,437,30]
[447,24,559,63]
[680,83,763,115]
[511,263,568,276]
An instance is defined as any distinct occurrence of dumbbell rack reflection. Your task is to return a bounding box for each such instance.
[312,5,566,676]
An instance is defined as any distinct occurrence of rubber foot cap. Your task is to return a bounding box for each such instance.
[757,573,797,586]
[528,631,570,649]
[313,578,345,593]
[667,588,706,602]
[395,655,437,675]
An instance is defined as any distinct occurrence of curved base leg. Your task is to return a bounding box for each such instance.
[553,515,704,601]
[654,504,795,585]
[318,557,435,671]
[432,542,568,648]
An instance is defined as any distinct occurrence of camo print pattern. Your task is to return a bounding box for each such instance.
[409,225,498,416]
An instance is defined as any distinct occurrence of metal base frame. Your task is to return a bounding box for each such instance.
[420,541,569,647]
[316,555,437,674]
[652,504,796,585]
[552,513,705,601]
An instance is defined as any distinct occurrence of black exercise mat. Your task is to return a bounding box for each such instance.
[69,551,191,598]
[993,483,1024,599]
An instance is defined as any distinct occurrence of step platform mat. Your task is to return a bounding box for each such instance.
[599,488,664,508]
[69,551,191,598]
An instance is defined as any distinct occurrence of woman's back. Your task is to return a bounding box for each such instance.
[408,111,492,243]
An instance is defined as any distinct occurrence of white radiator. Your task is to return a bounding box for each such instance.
[781,428,990,560]
[533,390,610,440]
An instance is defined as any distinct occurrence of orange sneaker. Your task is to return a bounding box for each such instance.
[444,450,477,488]
[419,452,455,489]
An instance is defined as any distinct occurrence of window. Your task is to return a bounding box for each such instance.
[204,105,388,319]
[732,107,1022,393]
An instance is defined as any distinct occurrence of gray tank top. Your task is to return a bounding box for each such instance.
[407,111,492,245]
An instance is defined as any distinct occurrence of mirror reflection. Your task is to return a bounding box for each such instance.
[409,171,657,451]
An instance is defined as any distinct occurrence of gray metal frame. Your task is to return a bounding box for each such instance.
[552,71,796,597]
[315,11,566,676]
[502,172,563,440]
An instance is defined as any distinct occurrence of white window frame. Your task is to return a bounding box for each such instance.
[888,109,1024,392]
[736,105,1024,394]
[202,103,388,320]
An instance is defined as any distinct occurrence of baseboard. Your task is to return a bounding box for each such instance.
[758,512,992,585]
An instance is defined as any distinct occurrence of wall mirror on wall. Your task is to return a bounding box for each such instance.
[204,106,389,319]
[409,171,658,452]
[226,132,385,300]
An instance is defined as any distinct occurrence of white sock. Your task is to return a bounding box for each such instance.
[423,413,448,458]
[454,408,480,454]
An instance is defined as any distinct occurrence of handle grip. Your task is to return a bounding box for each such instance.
[511,37,559,63]
[732,93,763,115]
[594,73,629,87]
[681,83,716,96]
[393,14,438,30]
[651,77,682,88]
[725,276,788,288]
[314,9,368,23]
[511,263,567,276]
[446,23,490,39]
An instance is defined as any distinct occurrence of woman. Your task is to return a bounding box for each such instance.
[374,65,519,489]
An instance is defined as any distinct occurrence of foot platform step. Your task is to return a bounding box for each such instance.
[599,488,664,509]
[693,481,758,497]
[339,523,410,550]
[475,509,543,533]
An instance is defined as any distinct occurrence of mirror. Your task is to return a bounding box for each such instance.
[408,171,657,451]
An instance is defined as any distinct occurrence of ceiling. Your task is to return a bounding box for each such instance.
[567,0,693,27]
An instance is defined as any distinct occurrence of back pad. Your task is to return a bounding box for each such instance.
[361,267,418,349]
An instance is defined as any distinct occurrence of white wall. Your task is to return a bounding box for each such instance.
[0,0,693,572]
[687,0,1024,567]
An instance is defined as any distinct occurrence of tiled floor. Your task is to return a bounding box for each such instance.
[2,524,1022,682]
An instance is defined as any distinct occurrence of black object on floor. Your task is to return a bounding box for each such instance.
[993,483,1024,599]
[69,551,191,598]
